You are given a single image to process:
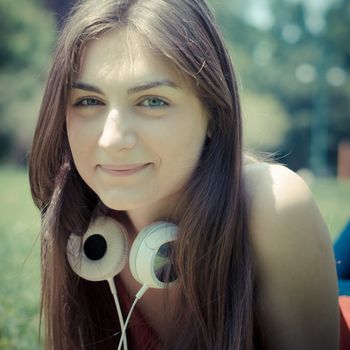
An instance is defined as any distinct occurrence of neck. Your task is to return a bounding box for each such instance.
[109,192,184,237]
[127,195,182,232]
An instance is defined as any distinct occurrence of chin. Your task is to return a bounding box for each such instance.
[98,192,151,211]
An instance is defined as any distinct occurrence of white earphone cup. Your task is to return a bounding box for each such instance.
[67,216,128,282]
[129,222,178,288]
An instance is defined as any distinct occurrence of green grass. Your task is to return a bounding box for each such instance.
[0,166,41,350]
[310,178,350,241]
[0,165,349,349]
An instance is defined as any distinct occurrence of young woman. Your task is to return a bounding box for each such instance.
[28,0,339,349]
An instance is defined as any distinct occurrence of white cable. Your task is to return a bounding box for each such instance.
[108,279,128,350]
[117,284,149,350]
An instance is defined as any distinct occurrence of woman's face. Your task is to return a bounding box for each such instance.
[66,28,208,215]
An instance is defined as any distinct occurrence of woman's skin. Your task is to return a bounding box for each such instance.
[244,162,339,349]
[66,28,208,233]
[66,29,339,349]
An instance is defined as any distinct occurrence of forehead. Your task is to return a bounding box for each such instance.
[77,28,187,87]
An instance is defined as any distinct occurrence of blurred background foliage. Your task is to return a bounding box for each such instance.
[0,0,55,164]
[211,0,350,174]
[0,0,349,175]
[0,0,349,349]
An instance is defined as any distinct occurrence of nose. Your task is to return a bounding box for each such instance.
[98,108,137,153]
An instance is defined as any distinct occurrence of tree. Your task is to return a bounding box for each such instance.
[209,0,350,174]
[0,0,55,164]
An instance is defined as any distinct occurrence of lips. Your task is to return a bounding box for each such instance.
[98,163,151,176]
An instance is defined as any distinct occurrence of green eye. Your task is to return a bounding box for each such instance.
[141,97,168,108]
[74,98,104,107]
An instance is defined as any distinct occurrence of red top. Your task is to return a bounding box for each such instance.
[116,278,161,350]
[117,285,350,349]
[339,296,350,350]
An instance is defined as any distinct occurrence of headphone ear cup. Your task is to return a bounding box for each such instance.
[67,216,128,281]
[129,222,178,288]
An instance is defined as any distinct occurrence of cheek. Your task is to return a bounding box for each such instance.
[66,114,93,166]
[66,117,80,157]
[155,118,207,182]
[165,114,207,157]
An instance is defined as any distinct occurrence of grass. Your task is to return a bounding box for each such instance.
[0,165,349,349]
[0,166,41,349]
[310,177,350,241]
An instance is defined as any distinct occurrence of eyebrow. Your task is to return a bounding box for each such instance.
[71,80,179,95]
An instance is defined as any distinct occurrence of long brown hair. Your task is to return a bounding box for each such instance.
[29,0,255,349]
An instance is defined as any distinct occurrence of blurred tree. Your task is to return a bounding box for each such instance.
[265,0,350,174]
[241,91,290,152]
[0,0,54,73]
[209,0,349,174]
[0,0,55,164]
[45,0,73,28]
[323,0,350,174]
[1,0,348,173]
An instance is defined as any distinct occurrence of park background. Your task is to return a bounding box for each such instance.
[0,0,349,348]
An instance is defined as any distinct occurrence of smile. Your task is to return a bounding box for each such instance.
[98,163,151,176]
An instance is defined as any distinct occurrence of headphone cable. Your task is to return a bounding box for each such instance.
[117,284,149,350]
[108,279,128,350]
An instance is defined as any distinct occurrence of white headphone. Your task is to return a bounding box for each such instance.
[67,215,178,288]
[67,215,178,350]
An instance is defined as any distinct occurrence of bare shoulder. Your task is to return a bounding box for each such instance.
[243,162,339,350]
